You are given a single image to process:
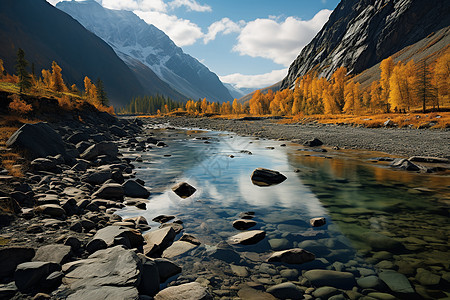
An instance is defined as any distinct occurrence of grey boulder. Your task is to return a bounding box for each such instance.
[81,142,118,160]
[154,282,212,300]
[251,168,286,186]
[123,180,150,198]
[267,248,315,264]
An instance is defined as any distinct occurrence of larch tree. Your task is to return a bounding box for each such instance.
[380,56,394,112]
[51,61,67,92]
[0,58,4,78]
[201,98,208,113]
[416,60,435,112]
[433,50,450,110]
[15,48,32,93]
[41,69,52,88]
[331,67,347,112]
[369,81,383,113]
[343,80,361,114]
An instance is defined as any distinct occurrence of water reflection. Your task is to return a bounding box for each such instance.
[119,127,450,298]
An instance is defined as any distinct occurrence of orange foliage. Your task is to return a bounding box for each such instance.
[8,94,32,115]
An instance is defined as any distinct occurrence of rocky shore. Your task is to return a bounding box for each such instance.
[0,113,448,300]
[156,116,450,158]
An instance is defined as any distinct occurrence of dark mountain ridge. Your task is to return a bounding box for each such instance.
[282,0,450,89]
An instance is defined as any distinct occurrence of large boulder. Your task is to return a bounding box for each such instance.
[143,227,176,257]
[61,246,140,296]
[123,180,150,198]
[82,170,112,185]
[34,204,66,218]
[92,183,124,200]
[80,142,118,160]
[162,241,197,259]
[153,258,182,282]
[251,168,286,186]
[267,248,316,264]
[154,282,212,300]
[0,247,35,278]
[32,244,72,265]
[6,122,66,159]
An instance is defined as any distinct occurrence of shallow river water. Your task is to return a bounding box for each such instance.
[119,125,450,299]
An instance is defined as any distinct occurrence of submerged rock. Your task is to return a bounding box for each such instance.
[303,270,356,289]
[266,282,303,300]
[154,282,212,300]
[232,219,257,230]
[379,270,415,294]
[228,230,266,245]
[267,248,315,264]
[171,182,196,198]
[251,168,287,186]
[310,217,326,227]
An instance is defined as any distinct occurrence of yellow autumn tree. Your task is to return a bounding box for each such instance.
[201,98,208,113]
[331,67,347,112]
[41,69,52,88]
[51,61,67,92]
[380,56,394,111]
[249,90,264,115]
[84,76,99,106]
[369,81,384,113]
[220,101,232,115]
[433,50,450,109]
[232,99,243,115]
[0,58,4,79]
[343,80,361,114]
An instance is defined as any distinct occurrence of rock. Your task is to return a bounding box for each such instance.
[152,215,175,223]
[384,119,394,127]
[266,282,303,299]
[123,180,150,198]
[143,227,176,257]
[92,226,144,248]
[378,270,415,294]
[160,222,184,234]
[154,282,212,300]
[34,204,66,218]
[171,182,196,198]
[357,275,385,289]
[206,244,242,263]
[0,282,18,299]
[391,158,421,171]
[366,232,403,251]
[232,219,257,230]
[280,269,299,280]
[0,247,35,278]
[268,238,290,250]
[409,156,449,164]
[137,255,160,296]
[81,218,96,231]
[80,141,119,160]
[14,261,60,292]
[416,268,441,286]
[92,183,124,200]
[162,241,197,258]
[154,258,182,282]
[82,170,112,185]
[62,246,140,290]
[227,230,266,245]
[86,239,108,254]
[304,138,323,147]
[238,286,277,300]
[304,270,356,289]
[251,168,287,186]
[30,158,58,172]
[312,286,339,298]
[62,286,139,300]
[64,237,81,251]
[239,211,255,219]
[179,233,201,245]
[367,292,396,300]
[67,132,90,144]
[267,248,315,264]
[310,217,326,227]
[6,122,66,159]
[43,271,64,290]
[32,244,72,264]
[231,265,249,277]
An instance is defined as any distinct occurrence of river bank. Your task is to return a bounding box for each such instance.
[151,116,450,159]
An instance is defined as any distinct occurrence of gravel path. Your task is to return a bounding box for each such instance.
[147,116,450,158]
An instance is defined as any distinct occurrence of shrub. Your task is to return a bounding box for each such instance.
[8,94,32,115]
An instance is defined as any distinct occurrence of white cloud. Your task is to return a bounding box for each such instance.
[204,18,241,44]
[233,9,332,66]
[135,11,203,46]
[101,0,168,12]
[169,0,211,12]
[220,68,288,89]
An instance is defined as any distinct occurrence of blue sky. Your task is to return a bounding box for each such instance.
[48,0,340,88]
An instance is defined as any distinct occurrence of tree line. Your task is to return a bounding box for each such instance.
[0,48,112,113]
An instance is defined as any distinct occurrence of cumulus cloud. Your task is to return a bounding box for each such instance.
[135,11,203,46]
[204,18,242,44]
[101,0,168,12]
[169,0,211,12]
[233,9,332,66]
[220,68,288,89]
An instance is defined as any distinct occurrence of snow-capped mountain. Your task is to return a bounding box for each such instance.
[223,83,257,100]
[57,0,233,103]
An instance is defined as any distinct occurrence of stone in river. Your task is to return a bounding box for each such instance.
[268,238,290,250]
[280,269,299,280]
[227,230,266,245]
[378,270,415,294]
[172,182,196,198]
[304,138,323,147]
[310,217,326,227]
[160,223,184,234]
[153,215,175,224]
[154,282,212,300]
[238,286,276,300]
[231,265,249,277]
[366,232,403,251]
[143,227,176,257]
[251,168,287,186]
[180,233,201,245]
[153,258,182,282]
[303,270,356,289]
[357,275,385,289]
[162,241,197,259]
[92,225,144,248]
[123,180,150,198]
[232,219,256,230]
[266,282,303,300]
[415,268,441,286]
[80,141,118,160]
[267,248,315,264]
[312,286,339,299]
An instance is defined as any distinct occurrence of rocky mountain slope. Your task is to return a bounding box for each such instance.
[282,0,450,89]
[0,0,148,107]
[57,0,233,103]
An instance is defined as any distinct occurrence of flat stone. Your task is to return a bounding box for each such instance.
[0,247,35,278]
[179,233,201,245]
[92,226,144,248]
[251,168,287,186]
[32,244,72,264]
[304,270,356,289]
[238,287,276,300]
[65,285,139,300]
[357,275,384,289]
[228,230,266,245]
[92,183,124,200]
[171,182,196,198]
[415,268,441,286]
[267,248,315,264]
[365,232,403,251]
[154,282,212,300]
[279,269,299,280]
[153,215,175,223]
[162,241,197,258]
[367,292,397,300]
[312,286,339,298]
[160,223,184,234]
[266,282,303,300]
[231,264,249,277]
[379,270,415,294]
[268,238,290,250]
[82,170,112,185]
[34,204,65,218]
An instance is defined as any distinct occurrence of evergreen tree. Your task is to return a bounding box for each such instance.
[416,60,435,112]
[15,48,32,93]
[96,78,109,106]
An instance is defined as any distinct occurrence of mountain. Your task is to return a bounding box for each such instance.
[238,82,282,104]
[223,83,257,100]
[282,0,450,89]
[57,0,233,103]
[0,0,149,107]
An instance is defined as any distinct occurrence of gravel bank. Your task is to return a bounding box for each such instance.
[153,116,450,158]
